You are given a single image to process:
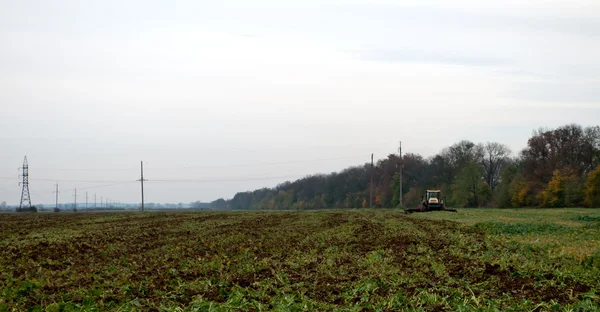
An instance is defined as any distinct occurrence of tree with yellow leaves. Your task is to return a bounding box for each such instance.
[539,168,584,207]
[375,195,381,208]
[585,166,600,207]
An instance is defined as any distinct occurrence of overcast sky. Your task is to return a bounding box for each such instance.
[1,0,599,206]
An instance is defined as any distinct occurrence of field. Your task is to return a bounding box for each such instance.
[1,209,599,311]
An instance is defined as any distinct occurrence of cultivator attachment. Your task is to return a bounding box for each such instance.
[404,206,457,214]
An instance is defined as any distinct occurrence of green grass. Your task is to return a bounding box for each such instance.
[413,208,600,261]
[0,209,599,311]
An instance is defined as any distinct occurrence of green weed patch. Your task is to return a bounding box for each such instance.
[473,221,571,235]
[572,215,600,222]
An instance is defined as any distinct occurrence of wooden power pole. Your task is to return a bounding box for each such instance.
[73,188,77,212]
[54,183,59,210]
[399,141,403,208]
[370,153,374,208]
[138,161,147,212]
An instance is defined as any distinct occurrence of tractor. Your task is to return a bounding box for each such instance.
[404,190,457,214]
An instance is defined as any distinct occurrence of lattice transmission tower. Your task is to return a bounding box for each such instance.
[18,156,35,212]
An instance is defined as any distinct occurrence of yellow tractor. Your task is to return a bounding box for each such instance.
[404,190,457,214]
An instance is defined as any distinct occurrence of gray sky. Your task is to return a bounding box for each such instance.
[1,0,599,205]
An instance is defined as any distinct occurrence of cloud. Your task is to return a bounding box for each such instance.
[351,49,508,67]
[509,82,600,105]
[1,0,600,204]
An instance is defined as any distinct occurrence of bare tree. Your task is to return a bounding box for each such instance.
[447,140,484,170]
[584,126,600,170]
[522,124,599,184]
[480,142,511,191]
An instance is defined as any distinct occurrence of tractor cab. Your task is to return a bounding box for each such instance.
[425,190,442,209]
[426,190,440,201]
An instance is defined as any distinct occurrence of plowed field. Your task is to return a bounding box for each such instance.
[1,209,599,311]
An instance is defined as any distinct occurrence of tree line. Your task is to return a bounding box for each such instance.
[211,124,600,210]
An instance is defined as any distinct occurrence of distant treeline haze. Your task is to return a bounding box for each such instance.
[203,124,600,209]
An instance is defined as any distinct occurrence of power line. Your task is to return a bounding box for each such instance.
[1,179,135,191]
[0,155,369,173]
[2,156,372,206]
[28,178,130,183]
[3,174,332,186]
[0,156,367,184]
[79,181,136,190]
[0,155,369,185]
[58,168,137,172]
[3,175,308,186]
[146,155,369,170]
[148,174,307,184]
[0,177,131,183]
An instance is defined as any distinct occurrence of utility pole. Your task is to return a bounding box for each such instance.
[399,141,403,208]
[370,153,374,208]
[73,188,77,212]
[138,161,147,212]
[53,183,59,211]
[94,193,97,209]
[86,191,88,211]
[101,196,103,209]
